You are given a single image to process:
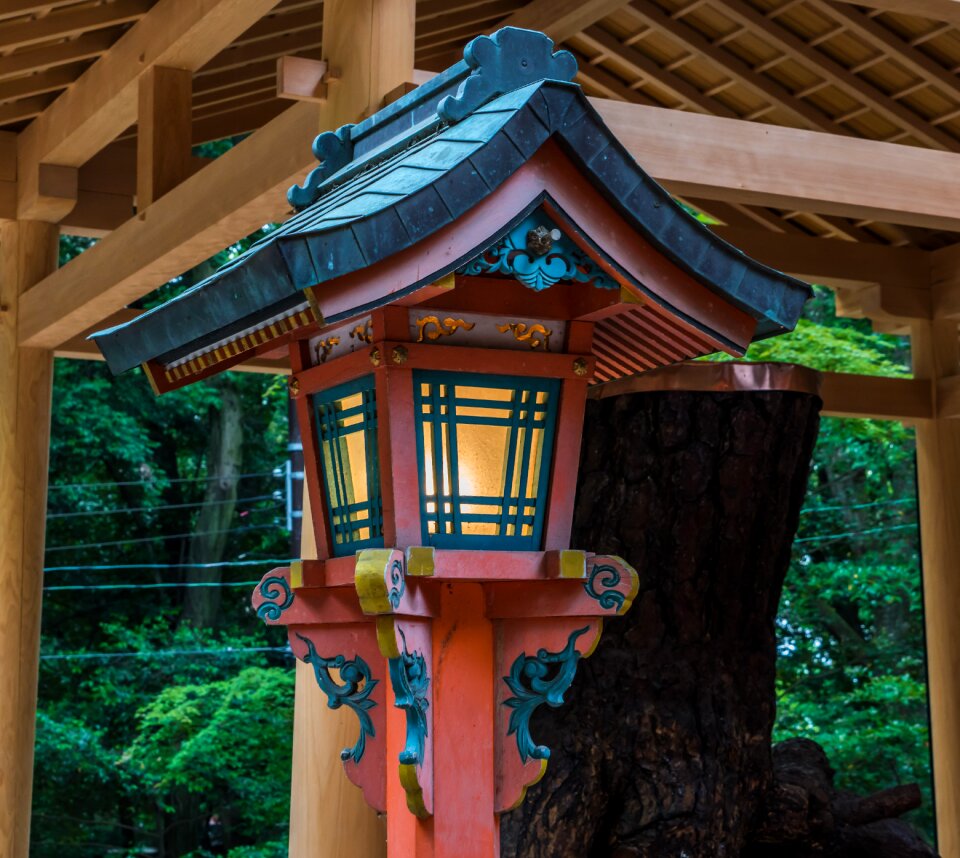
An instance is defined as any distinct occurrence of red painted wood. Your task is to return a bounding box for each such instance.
[494,617,603,813]
[432,583,499,857]
[485,579,632,618]
[542,377,588,551]
[291,347,374,400]
[288,622,388,812]
[376,365,422,546]
[293,376,335,560]
[378,340,594,380]
[402,549,588,582]
[420,276,619,320]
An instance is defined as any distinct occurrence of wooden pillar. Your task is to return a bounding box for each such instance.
[289,1,414,854]
[0,220,58,858]
[913,311,960,858]
[289,489,387,857]
[137,66,192,210]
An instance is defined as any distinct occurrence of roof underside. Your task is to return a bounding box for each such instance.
[4,0,960,252]
[91,67,812,374]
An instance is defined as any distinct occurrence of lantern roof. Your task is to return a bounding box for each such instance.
[91,26,811,384]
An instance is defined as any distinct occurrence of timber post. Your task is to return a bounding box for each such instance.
[286,0,415,853]
[0,220,58,858]
[913,251,960,858]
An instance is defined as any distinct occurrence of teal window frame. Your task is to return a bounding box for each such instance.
[413,370,560,551]
[312,375,383,556]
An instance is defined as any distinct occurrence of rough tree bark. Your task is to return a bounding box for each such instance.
[500,389,934,858]
[181,380,243,628]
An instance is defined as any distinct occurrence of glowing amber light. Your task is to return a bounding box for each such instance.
[313,376,382,554]
[415,372,559,549]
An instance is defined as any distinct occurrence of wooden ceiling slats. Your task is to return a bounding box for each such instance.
[702,0,960,148]
[623,0,852,132]
[571,49,661,105]
[0,28,115,81]
[0,61,84,103]
[577,23,742,115]
[0,0,87,25]
[0,0,149,54]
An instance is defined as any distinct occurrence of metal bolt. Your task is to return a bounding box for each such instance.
[369,347,382,367]
[288,376,301,396]
[573,357,588,377]
[391,345,409,365]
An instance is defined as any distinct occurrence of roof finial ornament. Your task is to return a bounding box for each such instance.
[437,27,578,124]
[288,124,355,210]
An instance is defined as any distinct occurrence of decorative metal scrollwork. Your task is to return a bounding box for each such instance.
[297,633,379,764]
[388,559,405,610]
[503,626,589,764]
[415,315,475,342]
[256,576,294,621]
[313,336,340,364]
[496,321,552,350]
[583,563,625,612]
[459,216,617,292]
[350,321,373,343]
[389,629,430,766]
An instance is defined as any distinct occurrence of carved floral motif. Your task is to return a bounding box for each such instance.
[256,575,293,621]
[496,321,552,350]
[416,315,475,342]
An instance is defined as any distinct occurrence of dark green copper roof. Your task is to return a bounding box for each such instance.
[92,26,811,375]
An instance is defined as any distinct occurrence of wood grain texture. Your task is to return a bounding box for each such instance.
[137,66,192,209]
[0,220,57,858]
[288,489,387,858]
[912,316,960,858]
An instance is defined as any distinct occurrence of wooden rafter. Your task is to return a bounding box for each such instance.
[831,0,960,28]
[0,0,149,53]
[809,0,960,110]
[622,0,853,133]
[18,0,284,173]
[575,24,740,116]
[0,30,115,82]
[709,0,959,149]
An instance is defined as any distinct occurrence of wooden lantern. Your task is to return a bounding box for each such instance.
[93,26,810,858]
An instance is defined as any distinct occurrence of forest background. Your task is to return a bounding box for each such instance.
[32,174,932,856]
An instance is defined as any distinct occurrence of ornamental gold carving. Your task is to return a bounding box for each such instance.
[496,322,552,350]
[314,336,341,364]
[415,316,475,342]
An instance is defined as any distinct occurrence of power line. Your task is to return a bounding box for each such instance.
[48,494,281,519]
[794,522,918,544]
[800,497,916,515]
[44,521,282,553]
[44,558,295,573]
[48,470,281,491]
[41,645,291,661]
[44,581,260,592]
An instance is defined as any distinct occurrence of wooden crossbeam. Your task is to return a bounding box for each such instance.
[820,371,933,420]
[17,0,284,174]
[18,91,960,348]
[0,30,116,83]
[594,98,960,230]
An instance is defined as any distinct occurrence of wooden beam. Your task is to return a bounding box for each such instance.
[17,0,283,173]
[591,98,960,230]
[709,226,930,290]
[137,66,192,209]
[819,370,933,420]
[496,0,630,42]
[18,99,316,348]
[911,312,960,858]
[0,30,115,83]
[276,56,329,103]
[0,219,58,858]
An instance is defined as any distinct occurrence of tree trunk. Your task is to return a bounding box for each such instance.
[502,389,820,856]
[181,380,243,628]
[501,387,933,857]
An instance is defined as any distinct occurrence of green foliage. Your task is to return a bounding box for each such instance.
[123,667,294,842]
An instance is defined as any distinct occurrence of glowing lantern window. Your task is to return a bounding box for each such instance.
[414,371,560,550]
[312,375,383,555]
